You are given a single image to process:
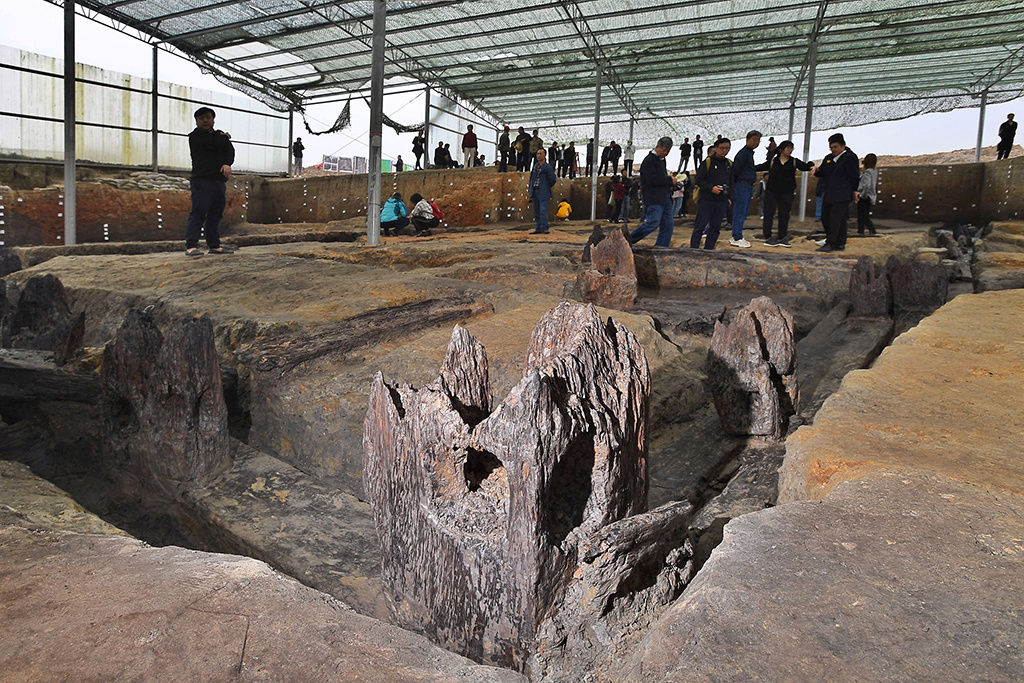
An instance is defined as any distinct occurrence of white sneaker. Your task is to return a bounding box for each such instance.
[815,239,827,246]
[729,238,751,248]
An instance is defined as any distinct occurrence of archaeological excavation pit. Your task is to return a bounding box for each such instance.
[3,1,1024,671]
[3,170,1023,679]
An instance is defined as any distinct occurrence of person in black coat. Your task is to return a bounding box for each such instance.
[754,139,814,246]
[185,106,234,256]
[813,133,860,252]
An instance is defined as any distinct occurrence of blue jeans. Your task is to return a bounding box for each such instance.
[815,195,823,220]
[672,196,684,217]
[690,199,728,249]
[532,197,550,232]
[629,200,674,246]
[731,181,753,240]
[619,195,631,221]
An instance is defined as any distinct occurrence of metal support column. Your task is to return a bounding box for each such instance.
[628,118,634,145]
[590,66,602,222]
[787,102,795,141]
[287,108,294,176]
[798,42,817,222]
[151,44,158,171]
[63,0,76,245]
[423,86,430,150]
[975,90,988,163]
[365,0,385,246]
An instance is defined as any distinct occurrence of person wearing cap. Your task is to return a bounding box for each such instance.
[185,106,234,257]
[629,137,676,246]
[814,132,860,252]
[728,129,761,248]
[498,125,511,172]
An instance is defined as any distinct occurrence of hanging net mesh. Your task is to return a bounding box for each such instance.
[72,0,1024,143]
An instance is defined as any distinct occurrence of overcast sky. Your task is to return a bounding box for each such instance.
[3,0,1022,170]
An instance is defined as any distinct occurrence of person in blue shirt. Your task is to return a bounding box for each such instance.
[628,137,676,247]
[728,130,761,248]
[528,148,557,234]
[380,192,409,236]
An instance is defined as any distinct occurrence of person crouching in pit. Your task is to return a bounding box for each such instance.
[380,192,409,236]
[185,106,234,257]
[409,193,440,236]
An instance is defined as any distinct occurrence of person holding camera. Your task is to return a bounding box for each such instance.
[689,138,733,250]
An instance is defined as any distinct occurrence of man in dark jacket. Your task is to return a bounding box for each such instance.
[498,125,510,172]
[185,106,234,256]
[433,141,446,169]
[565,141,577,179]
[514,127,532,171]
[728,130,761,248]
[586,139,595,176]
[689,138,733,250]
[608,141,622,175]
[997,113,1017,160]
[814,132,860,252]
[692,135,704,165]
[629,137,676,247]
[599,144,612,175]
[677,137,692,172]
[528,148,558,234]
[291,137,304,177]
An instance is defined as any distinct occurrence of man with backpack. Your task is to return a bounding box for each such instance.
[689,138,733,250]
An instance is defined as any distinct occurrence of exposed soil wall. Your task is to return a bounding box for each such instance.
[3,157,1020,246]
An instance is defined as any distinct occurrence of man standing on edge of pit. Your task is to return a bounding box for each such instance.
[814,132,860,252]
[462,125,478,168]
[628,136,676,247]
[185,106,234,257]
[291,136,304,176]
[728,130,761,249]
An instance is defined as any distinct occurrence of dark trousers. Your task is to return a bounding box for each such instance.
[516,151,529,171]
[857,197,875,233]
[690,198,728,250]
[623,159,633,176]
[611,160,619,175]
[762,190,794,240]
[186,178,225,249]
[412,216,440,231]
[414,152,422,170]
[607,198,620,222]
[677,156,689,173]
[499,149,509,172]
[599,159,609,175]
[996,140,1012,160]
[822,201,850,248]
[693,151,703,166]
[381,216,409,235]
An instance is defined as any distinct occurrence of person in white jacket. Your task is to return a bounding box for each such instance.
[856,153,878,237]
[623,140,636,176]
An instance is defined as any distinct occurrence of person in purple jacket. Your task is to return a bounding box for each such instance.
[813,133,860,252]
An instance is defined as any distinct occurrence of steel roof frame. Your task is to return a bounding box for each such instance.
[42,0,1024,128]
